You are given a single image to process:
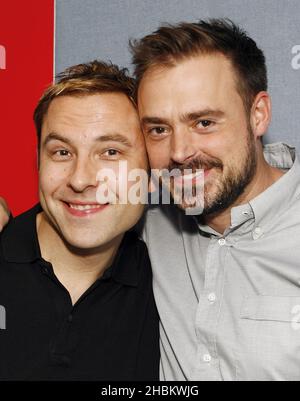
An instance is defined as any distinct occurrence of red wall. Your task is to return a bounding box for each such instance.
[0,0,54,216]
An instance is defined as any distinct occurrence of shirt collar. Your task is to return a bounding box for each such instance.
[109,230,140,287]
[249,142,300,230]
[196,142,299,236]
[1,204,140,287]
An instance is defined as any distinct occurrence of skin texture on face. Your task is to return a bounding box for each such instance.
[38,93,148,252]
[138,53,283,232]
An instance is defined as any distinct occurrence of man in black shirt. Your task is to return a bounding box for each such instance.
[0,61,159,381]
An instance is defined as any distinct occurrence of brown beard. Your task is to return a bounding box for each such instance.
[166,129,258,216]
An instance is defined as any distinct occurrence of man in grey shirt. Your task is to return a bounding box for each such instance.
[2,19,300,381]
[131,19,300,381]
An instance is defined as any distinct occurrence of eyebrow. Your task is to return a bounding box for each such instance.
[180,109,225,123]
[98,134,132,147]
[141,109,225,126]
[43,133,72,147]
[43,132,133,148]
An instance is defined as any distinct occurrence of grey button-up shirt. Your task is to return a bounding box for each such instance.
[143,143,300,381]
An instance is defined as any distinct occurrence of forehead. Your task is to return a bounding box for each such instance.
[138,54,241,112]
[43,93,140,141]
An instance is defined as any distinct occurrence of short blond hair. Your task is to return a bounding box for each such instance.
[34,60,136,146]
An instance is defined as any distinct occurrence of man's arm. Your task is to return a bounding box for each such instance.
[0,198,10,231]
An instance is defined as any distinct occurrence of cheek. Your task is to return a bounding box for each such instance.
[204,127,247,166]
[39,163,69,196]
[145,141,170,169]
[124,164,149,198]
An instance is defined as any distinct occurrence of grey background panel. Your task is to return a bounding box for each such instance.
[55,0,300,148]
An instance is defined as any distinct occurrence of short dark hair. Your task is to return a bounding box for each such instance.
[34,60,136,147]
[130,19,268,113]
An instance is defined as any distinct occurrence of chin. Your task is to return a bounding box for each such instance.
[60,229,115,251]
[65,238,111,252]
[171,192,204,212]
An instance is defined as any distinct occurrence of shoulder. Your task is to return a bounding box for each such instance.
[118,230,152,282]
[126,230,152,271]
[142,204,199,244]
[0,205,41,265]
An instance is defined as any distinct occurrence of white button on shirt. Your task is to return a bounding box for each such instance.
[252,226,263,240]
[218,238,226,246]
[208,293,216,303]
[203,354,212,363]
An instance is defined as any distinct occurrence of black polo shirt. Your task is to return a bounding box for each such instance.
[0,205,159,381]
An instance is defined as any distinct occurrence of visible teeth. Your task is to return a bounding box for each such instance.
[183,172,204,180]
[69,204,101,211]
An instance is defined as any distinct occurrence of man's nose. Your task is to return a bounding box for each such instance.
[170,128,197,165]
[68,157,98,193]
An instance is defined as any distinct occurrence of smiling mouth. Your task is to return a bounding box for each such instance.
[63,201,109,216]
[172,169,211,185]
[183,171,206,180]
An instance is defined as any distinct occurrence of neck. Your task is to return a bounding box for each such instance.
[37,213,123,305]
[204,154,285,235]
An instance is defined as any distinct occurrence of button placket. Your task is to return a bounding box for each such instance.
[193,238,228,379]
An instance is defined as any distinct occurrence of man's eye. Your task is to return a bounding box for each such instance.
[148,127,168,135]
[54,150,71,158]
[196,120,213,128]
[104,149,120,157]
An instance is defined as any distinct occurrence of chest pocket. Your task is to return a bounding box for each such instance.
[236,295,300,381]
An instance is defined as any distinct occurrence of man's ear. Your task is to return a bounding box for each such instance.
[250,91,272,140]
[0,197,10,232]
